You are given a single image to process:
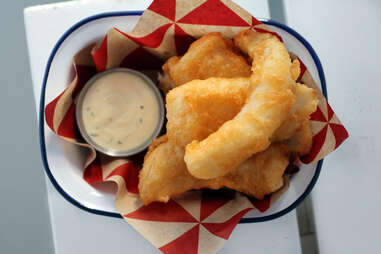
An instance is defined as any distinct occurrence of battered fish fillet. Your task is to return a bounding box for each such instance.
[290,59,301,81]
[138,136,289,205]
[167,79,317,147]
[184,30,296,179]
[138,136,221,204]
[284,120,313,156]
[159,32,251,90]
[271,83,318,142]
[166,77,250,147]
[222,144,289,199]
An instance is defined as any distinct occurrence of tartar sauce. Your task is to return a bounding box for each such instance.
[80,70,161,153]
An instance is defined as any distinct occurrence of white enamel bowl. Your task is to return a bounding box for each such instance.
[40,11,326,222]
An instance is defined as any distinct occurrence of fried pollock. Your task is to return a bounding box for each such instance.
[271,83,318,142]
[166,77,250,147]
[166,79,317,147]
[184,30,296,179]
[158,32,251,93]
[139,137,289,205]
[284,120,313,156]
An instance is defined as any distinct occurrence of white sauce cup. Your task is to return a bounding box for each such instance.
[75,68,164,157]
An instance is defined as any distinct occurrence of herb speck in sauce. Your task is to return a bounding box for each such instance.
[86,107,91,111]
[90,112,95,117]
[140,105,144,109]
[117,140,123,145]
[90,133,98,137]
[139,118,143,124]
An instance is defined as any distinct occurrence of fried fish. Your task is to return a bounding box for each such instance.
[139,136,289,205]
[184,30,296,179]
[158,32,251,93]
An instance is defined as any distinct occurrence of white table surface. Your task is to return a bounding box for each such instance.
[24,0,302,253]
[285,0,381,253]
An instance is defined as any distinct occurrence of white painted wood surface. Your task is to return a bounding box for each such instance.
[284,0,381,252]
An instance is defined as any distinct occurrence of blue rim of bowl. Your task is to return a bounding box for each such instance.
[39,11,326,223]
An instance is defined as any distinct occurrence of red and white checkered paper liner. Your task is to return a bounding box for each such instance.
[44,0,348,253]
